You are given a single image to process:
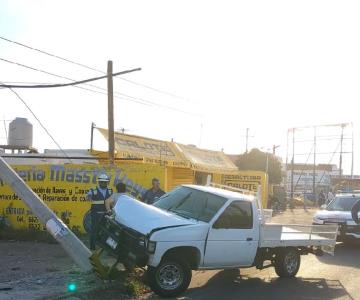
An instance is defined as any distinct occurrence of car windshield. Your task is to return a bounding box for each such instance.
[327,196,360,212]
[153,186,227,222]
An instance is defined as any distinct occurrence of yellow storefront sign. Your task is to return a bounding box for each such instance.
[213,170,268,208]
[0,163,165,233]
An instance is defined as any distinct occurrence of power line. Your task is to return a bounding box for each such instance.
[0,57,113,95]
[0,81,57,85]
[0,66,141,88]
[295,151,352,156]
[119,77,193,102]
[0,36,103,73]
[0,35,193,102]
[0,58,200,115]
[0,83,73,163]
[0,57,134,92]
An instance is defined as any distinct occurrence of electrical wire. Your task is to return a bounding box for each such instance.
[0,65,141,88]
[0,58,200,116]
[0,35,193,103]
[0,57,116,95]
[0,36,103,73]
[0,57,140,90]
[295,151,352,156]
[119,77,194,102]
[0,83,73,163]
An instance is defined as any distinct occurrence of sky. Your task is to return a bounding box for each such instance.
[0,0,359,174]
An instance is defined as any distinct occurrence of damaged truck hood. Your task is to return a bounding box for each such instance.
[113,195,196,235]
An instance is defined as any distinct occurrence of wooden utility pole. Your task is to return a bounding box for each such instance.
[290,128,295,208]
[272,145,280,155]
[339,124,345,179]
[312,126,316,197]
[351,123,354,178]
[245,128,249,153]
[90,122,95,151]
[107,61,115,165]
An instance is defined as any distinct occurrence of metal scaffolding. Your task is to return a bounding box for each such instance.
[285,123,354,202]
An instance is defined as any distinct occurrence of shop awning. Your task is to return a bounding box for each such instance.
[175,143,238,172]
[97,128,189,168]
[97,128,238,172]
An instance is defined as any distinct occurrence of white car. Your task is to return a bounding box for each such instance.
[95,185,337,297]
[313,193,360,241]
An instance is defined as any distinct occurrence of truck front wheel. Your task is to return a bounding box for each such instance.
[147,258,192,298]
[274,248,300,278]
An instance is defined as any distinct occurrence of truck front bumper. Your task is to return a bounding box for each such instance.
[95,216,149,267]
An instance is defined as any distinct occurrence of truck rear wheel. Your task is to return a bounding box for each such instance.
[147,257,192,298]
[274,248,300,278]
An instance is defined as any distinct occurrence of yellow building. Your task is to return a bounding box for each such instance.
[0,129,268,233]
[96,129,268,207]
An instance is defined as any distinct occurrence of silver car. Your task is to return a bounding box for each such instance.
[313,194,360,241]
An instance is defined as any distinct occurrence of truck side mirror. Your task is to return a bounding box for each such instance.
[320,204,327,210]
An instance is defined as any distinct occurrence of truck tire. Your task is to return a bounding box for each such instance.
[147,257,192,298]
[274,248,300,278]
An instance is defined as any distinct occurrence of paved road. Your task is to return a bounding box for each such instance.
[150,209,359,300]
[175,242,359,300]
[2,209,358,300]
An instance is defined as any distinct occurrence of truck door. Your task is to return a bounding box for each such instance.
[203,200,259,267]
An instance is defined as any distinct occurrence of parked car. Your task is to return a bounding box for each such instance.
[96,185,337,297]
[313,193,360,241]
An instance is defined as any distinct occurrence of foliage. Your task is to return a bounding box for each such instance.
[235,148,283,184]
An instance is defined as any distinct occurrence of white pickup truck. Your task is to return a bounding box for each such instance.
[95,185,338,297]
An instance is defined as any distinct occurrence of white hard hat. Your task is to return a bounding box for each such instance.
[97,174,110,182]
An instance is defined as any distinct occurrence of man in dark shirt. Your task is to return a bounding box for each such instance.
[318,190,326,207]
[142,178,165,204]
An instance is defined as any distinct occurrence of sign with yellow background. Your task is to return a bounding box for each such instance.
[0,163,165,233]
[213,170,268,208]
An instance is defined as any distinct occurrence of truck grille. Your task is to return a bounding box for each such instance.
[95,216,148,266]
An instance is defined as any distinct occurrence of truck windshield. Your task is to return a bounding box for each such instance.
[153,186,227,222]
[327,197,360,212]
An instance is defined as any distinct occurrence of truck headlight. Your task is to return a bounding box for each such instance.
[147,241,156,254]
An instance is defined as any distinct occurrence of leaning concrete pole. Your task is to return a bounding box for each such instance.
[0,157,92,271]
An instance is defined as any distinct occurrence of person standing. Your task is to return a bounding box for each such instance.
[318,190,326,207]
[86,173,112,250]
[327,189,335,205]
[105,182,127,214]
[142,178,165,205]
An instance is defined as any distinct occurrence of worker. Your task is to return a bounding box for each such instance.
[327,189,335,205]
[86,173,112,250]
[142,178,165,204]
[105,182,127,214]
[318,190,326,207]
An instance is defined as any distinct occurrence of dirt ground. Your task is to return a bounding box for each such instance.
[271,207,316,224]
[0,240,105,300]
[0,208,317,300]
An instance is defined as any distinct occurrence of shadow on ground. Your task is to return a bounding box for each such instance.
[167,269,353,300]
[316,241,360,268]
